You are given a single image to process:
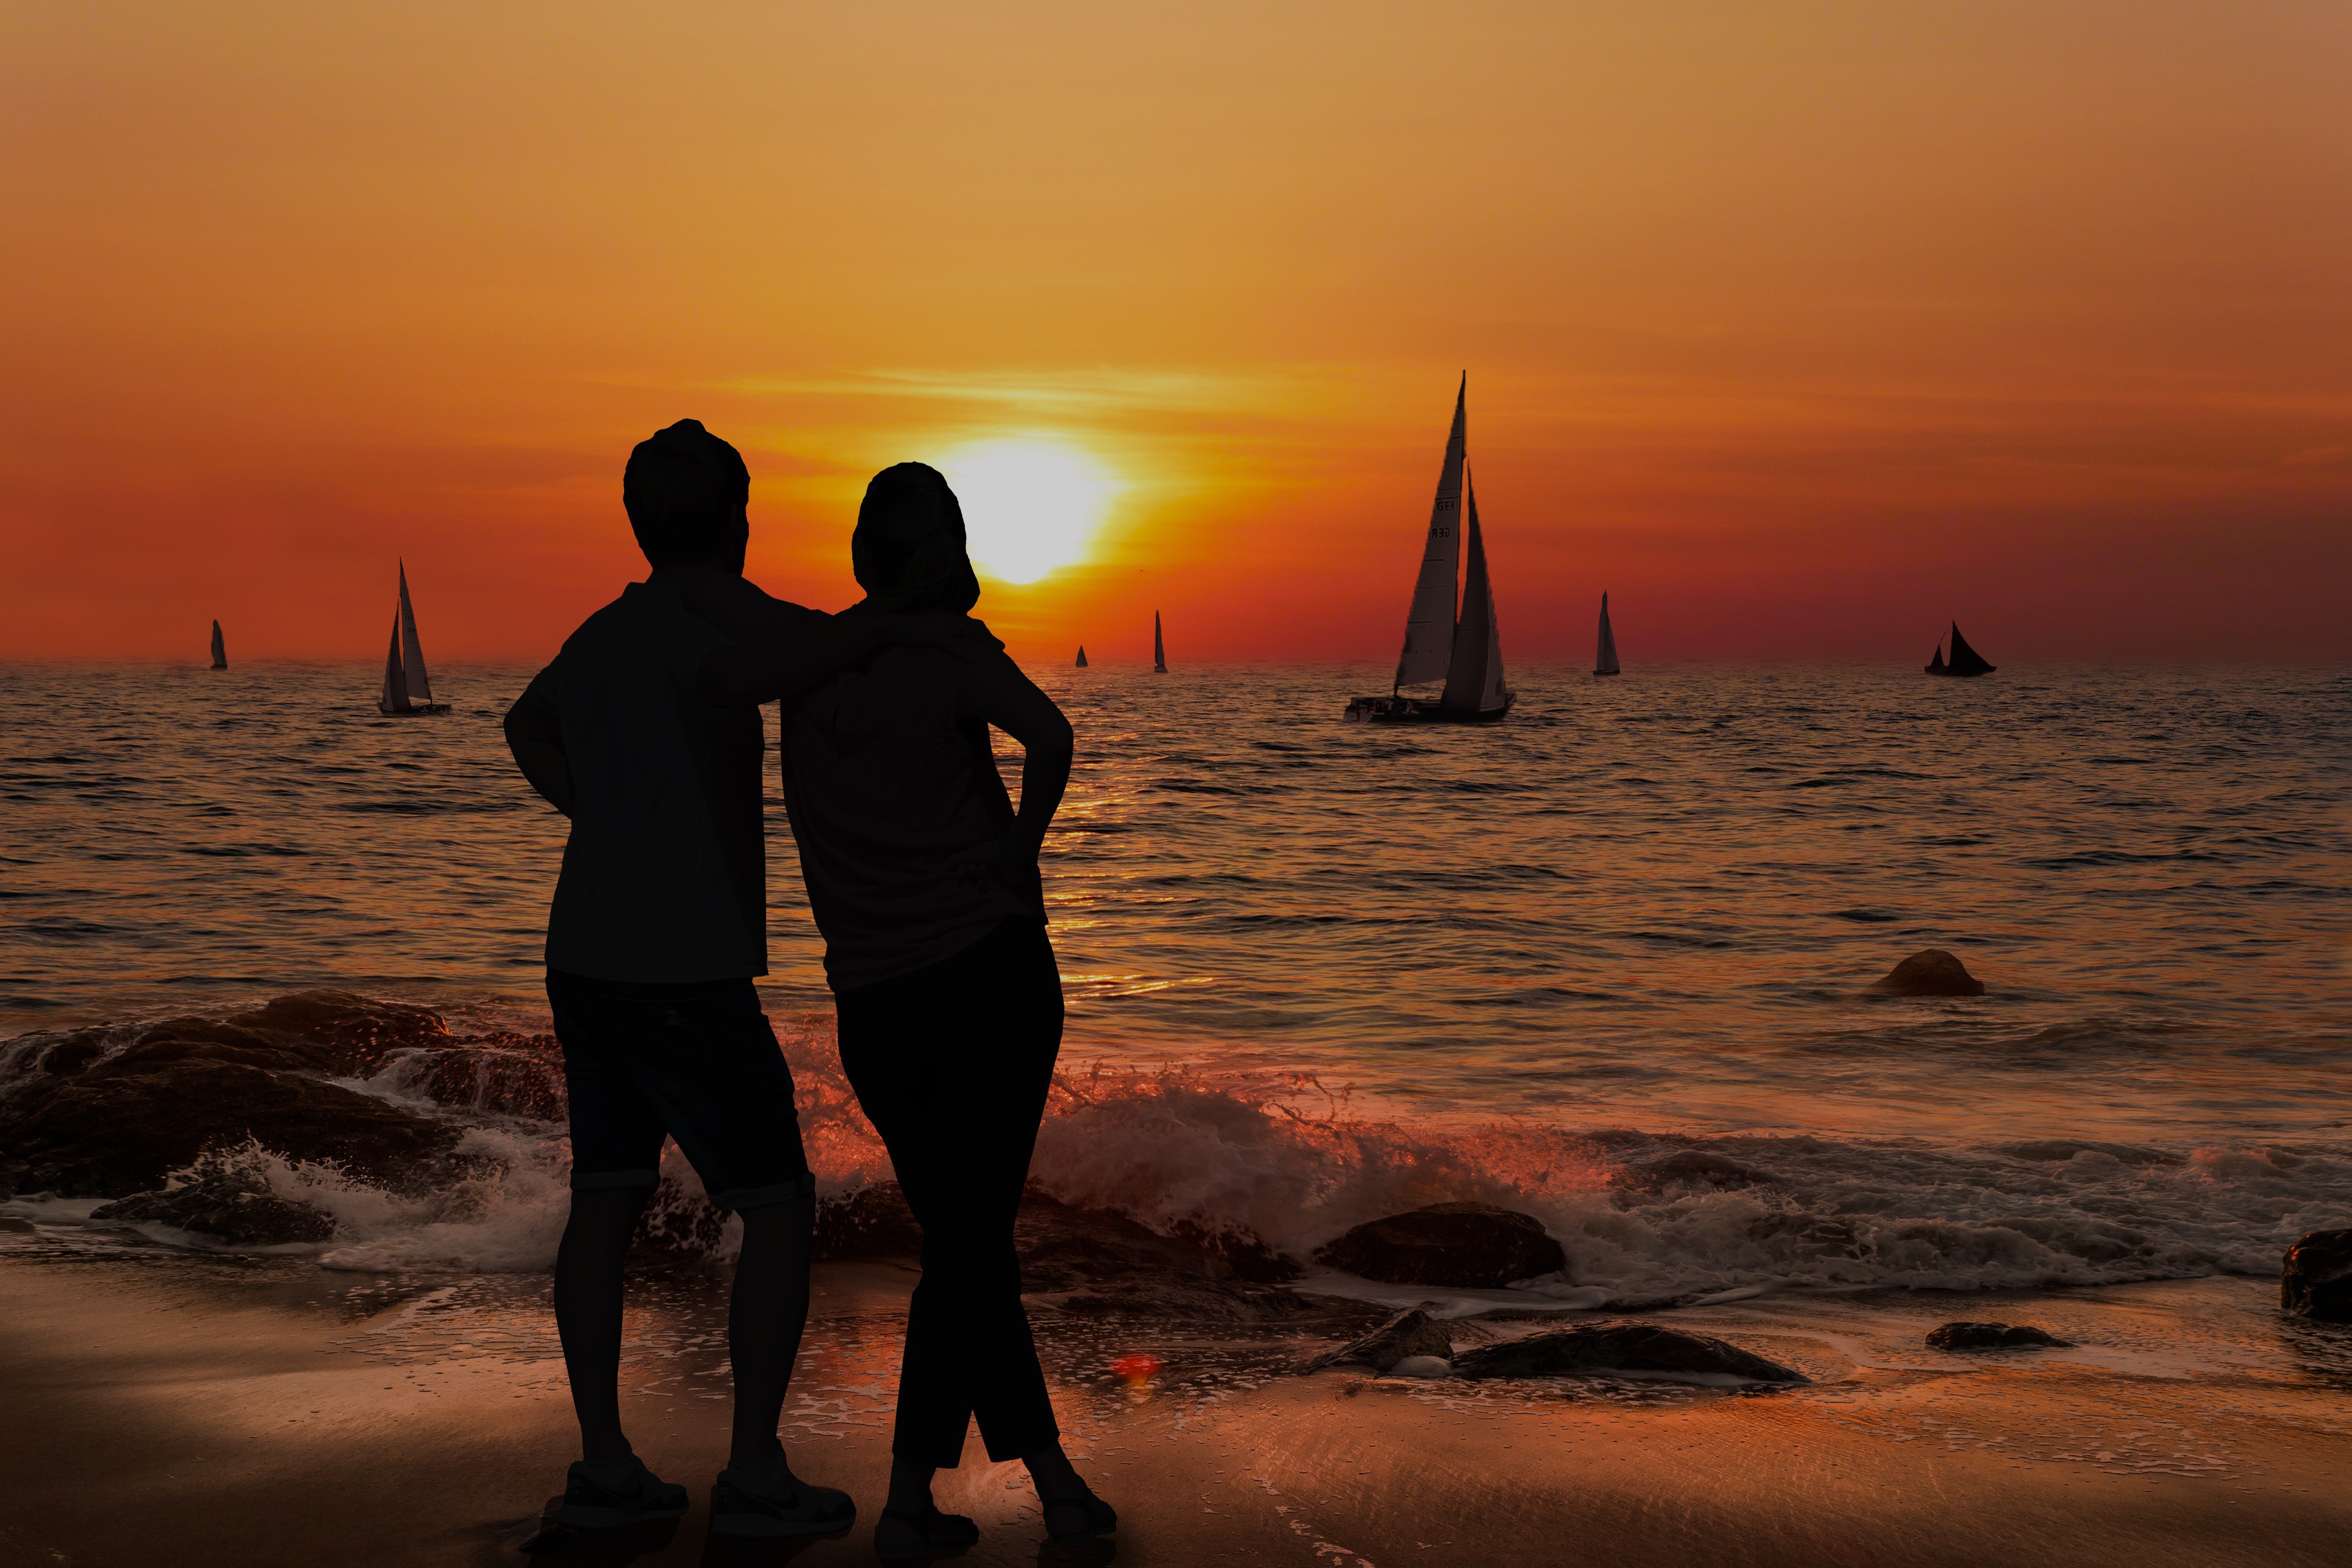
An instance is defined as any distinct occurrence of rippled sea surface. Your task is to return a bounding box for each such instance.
[5,659,2345,1137]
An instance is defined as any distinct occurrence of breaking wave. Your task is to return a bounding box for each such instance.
[5,994,2345,1304]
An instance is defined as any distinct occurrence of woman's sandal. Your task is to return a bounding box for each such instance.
[874,1502,981,1561]
[1042,1488,1118,1542]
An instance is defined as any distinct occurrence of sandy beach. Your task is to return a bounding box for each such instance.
[3,1245,2345,1568]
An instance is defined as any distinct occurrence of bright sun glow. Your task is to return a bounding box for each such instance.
[939,438,1120,584]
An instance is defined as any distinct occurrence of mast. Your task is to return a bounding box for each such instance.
[396,561,434,704]
[1441,471,1506,712]
[209,620,227,670]
[1595,593,1620,676]
[1393,375,1466,692]
[1153,611,1166,673]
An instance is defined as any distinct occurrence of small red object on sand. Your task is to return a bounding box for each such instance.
[1111,1354,1162,1385]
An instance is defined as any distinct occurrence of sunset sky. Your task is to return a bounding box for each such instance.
[5,1,2346,665]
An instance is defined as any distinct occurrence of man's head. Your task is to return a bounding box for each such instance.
[852,462,980,613]
[623,419,750,571]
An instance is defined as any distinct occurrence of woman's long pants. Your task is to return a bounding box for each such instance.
[833,918,1063,1468]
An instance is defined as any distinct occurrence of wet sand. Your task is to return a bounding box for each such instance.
[2,1253,2347,1568]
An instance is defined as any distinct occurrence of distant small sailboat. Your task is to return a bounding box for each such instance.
[1075,645,1089,668]
[1594,593,1620,677]
[1346,376,1514,722]
[378,560,449,715]
[209,620,227,670]
[1153,612,1167,674]
[1925,622,1996,678]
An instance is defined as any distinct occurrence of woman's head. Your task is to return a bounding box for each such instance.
[852,462,980,613]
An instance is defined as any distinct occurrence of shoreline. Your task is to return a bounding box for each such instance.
[3,1252,2346,1567]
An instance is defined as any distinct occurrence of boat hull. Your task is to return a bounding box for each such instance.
[1923,666,1994,678]
[377,702,451,715]
[1345,692,1515,724]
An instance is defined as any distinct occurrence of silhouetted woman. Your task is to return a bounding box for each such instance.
[692,463,1105,1557]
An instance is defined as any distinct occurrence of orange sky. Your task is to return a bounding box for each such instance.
[5,1,2347,666]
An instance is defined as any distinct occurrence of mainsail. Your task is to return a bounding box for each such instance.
[1595,592,1620,676]
[1153,612,1166,673]
[1075,645,1089,668]
[1946,622,1995,676]
[396,561,435,704]
[1393,376,1466,690]
[1440,473,1508,713]
[378,609,413,714]
[209,620,227,670]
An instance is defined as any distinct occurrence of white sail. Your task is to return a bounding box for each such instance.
[396,561,433,704]
[1595,591,1620,676]
[378,611,412,714]
[1441,473,1508,712]
[1393,376,1465,689]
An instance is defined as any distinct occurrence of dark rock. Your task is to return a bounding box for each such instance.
[1313,1203,1567,1289]
[1626,1150,1777,1191]
[1055,1276,1315,1322]
[815,1182,925,1261]
[385,1039,566,1120]
[0,1059,462,1198]
[1925,1321,2071,1351]
[1299,1308,1456,1373]
[1875,949,1985,996]
[2281,1229,2352,1322]
[1451,1322,1807,1383]
[1014,1191,1243,1290]
[92,1160,335,1246]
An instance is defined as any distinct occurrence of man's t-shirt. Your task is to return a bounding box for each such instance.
[517,581,794,983]
[779,647,1039,992]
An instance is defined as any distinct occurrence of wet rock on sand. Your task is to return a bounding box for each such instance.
[1874,949,1985,996]
[1313,1203,1567,1289]
[2280,1229,2352,1322]
[0,991,470,1199]
[1926,1321,2070,1350]
[90,1156,336,1245]
[1299,1308,1456,1373]
[1451,1322,1807,1383]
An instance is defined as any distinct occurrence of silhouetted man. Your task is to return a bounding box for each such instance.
[503,419,988,1539]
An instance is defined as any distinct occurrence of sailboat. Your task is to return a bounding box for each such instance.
[1924,621,1996,678]
[1344,378,1514,722]
[1594,593,1620,676]
[1153,612,1167,674]
[377,560,449,715]
[209,620,227,670]
[1075,645,1089,668]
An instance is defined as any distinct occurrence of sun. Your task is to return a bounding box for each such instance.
[938,437,1120,585]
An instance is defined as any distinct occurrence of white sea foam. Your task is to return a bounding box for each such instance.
[13,1018,2347,1293]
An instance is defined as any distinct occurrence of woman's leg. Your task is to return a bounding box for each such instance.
[836,922,1064,1475]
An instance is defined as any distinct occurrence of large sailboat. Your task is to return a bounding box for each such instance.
[377,561,449,715]
[1924,622,1996,678]
[1345,378,1514,722]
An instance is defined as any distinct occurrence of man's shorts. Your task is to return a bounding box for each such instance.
[546,969,813,1212]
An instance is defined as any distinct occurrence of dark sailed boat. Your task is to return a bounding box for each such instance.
[209,620,227,670]
[377,560,450,715]
[1926,622,1996,678]
[1345,378,1514,723]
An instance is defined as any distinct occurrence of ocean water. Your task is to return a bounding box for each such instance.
[2,659,2348,1304]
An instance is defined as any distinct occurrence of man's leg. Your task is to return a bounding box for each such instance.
[553,1184,655,1463]
[726,1189,817,1470]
